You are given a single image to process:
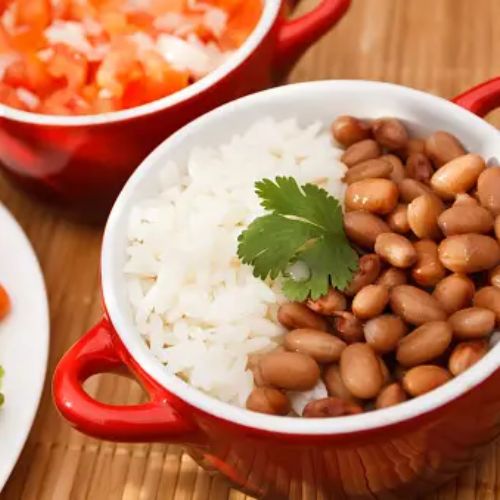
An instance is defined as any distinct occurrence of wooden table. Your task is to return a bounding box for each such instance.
[1,0,500,498]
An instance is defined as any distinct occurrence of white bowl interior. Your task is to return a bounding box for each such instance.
[0,0,280,127]
[103,80,500,435]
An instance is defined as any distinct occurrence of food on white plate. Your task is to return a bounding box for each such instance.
[0,284,10,406]
[125,113,500,417]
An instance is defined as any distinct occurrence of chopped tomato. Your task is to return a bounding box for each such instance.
[4,53,54,95]
[0,285,11,321]
[47,44,88,89]
[38,87,91,114]
[9,27,46,53]
[15,0,52,30]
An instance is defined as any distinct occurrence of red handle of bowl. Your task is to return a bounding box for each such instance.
[453,77,500,117]
[275,0,351,77]
[53,318,197,442]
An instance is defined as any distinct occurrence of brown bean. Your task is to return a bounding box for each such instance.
[340,343,384,399]
[495,215,500,242]
[374,232,417,268]
[384,154,406,183]
[345,179,399,214]
[302,397,363,418]
[278,303,328,331]
[331,116,371,147]
[341,139,381,167]
[438,234,500,273]
[448,340,488,376]
[378,356,391,385]
[387,204,410,234]
[489,265,500,288]
[284,329,346,363]
[407,194,444,239]
[323,365,358,402]
[344,254,381,296]
[411,240,446,287]
[448,307,495,339]
[474,286,500,323]
[477,168,500,216]
[438,205,494,237]
[372,118,409,150]
[258,352,320,391]
[402,365,452,397]
[390,285,446,325]
[431,154,486,200]
[454,193,479,207]
[398,178,433,203]
[425,131,466,167]
[330,313,363,345]
[343,159,392,184]
[344,211,391,249]
[401,138,426,159]
[364,314,407,353]
[246,387,290,415]
[376,267,408,289]
[375,383,407,409]
[396,321,452,367]
[306,288,346,316]
[406,153,433,184]
[433,274,475,314]
[351,284,389,320]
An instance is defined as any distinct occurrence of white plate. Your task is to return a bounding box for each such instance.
[0,204,49,490]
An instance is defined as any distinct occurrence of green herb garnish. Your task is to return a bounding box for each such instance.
[237,176,358,301]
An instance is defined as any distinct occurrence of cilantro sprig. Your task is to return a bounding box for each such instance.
[237,177,358,301]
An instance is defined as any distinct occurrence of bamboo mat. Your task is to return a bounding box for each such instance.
[1,0,500,498]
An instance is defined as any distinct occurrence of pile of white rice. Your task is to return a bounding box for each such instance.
[125,117,347,408]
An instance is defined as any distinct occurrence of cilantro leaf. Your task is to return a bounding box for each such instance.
[237,176,358,301]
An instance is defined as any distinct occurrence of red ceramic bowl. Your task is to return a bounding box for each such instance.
[54,78,500,499]
[0,0,350,219]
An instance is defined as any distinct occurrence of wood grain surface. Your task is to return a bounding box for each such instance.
[1,0,500,498]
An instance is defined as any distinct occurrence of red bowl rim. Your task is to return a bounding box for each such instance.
[0,0,281,128]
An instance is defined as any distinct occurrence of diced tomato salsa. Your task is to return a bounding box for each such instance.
[0,284,9,320]
[0,0,262,114]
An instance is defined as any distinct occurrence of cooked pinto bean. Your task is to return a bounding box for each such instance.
[378,356,391,385]
[406,153,433,184]
[303,397,363,417]
[489,265,500,288]
[448,307,496,339]
[401,138,426,159]
[246,387,290,415]
[398,178,433,203]
[372,118,409,150]
[396,321,452,367]
[375,383,407,409]
[402,366,452,396]
[345,179,399,214]
[390,285,446,325]
[411,240,446,287]
[332,311,365,343]
[343,159,392,184]
[432,274,475,314]
[430,154,486,200]
[474,286,500,323]
[384,154,406,183]
[284,329,346,363]
[341,139,381,167]
[438,234,500,273]
[477,168,500,215]
[323,365,358,402]
[376,267,408,289]
[306,288,346,315]
[351,284,390,320]
[448,340,488,376]
[495,215,500,242]
[374,233,417,268]
[258,352,320,391]
[344,254,381,296]
[344,211,391,249]
[278,303,328,331]
[438,205,494,236]
[364,314,407,353]
[340,343,384,399]
[331,116,371,147]
[425,131,466,167]
[407,194,444,239]
[387,204,410,234]
[454,193,479,207]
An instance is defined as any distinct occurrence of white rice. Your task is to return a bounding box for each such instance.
[125,117,347,407]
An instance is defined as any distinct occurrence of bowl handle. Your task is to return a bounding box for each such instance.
[453,77,500,117]
[274,0,351,78]
[53,318,197,442]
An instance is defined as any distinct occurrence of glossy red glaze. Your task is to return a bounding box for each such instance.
[53,79,500,499]
[0,0,350,220]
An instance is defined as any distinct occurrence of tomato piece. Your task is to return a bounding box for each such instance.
[99,11,131,36]
[10,27,46,53]
[219,0,261,49]
[0,285,10,320]
[15,0,52,29]
[4,53,54,95]
[47,44,88,89]
[38,88,91,114]
[126,11,155,32]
